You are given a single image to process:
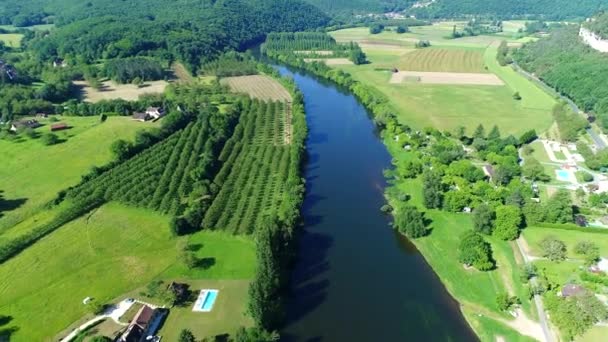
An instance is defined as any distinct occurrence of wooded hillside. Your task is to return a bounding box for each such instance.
[514,26,608,128]
[412,0,608,20]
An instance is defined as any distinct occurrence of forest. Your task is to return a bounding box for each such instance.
[10,0,329,72]
[514,26,608,129]
[412,0,608,20]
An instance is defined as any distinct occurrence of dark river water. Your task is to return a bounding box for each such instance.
[276,66,478,342]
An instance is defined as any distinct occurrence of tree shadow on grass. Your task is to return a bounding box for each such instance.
[195,257,216,269]
[0,191,27,218]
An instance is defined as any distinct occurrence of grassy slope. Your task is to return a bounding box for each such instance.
[0,203,255,342]
[330,25,556,135]
[0,116,155,232]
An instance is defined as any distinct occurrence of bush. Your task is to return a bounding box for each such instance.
[396,25,408,34]
[458,230,494,271]
[41,133,60,146]
[513,92,522,100]
[539,235,567,262]
[574,241,600,266]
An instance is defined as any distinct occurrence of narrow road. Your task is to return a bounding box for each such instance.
[515,238,554,342]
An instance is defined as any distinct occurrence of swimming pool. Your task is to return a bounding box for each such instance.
[192,289,219,312]
[556,169,571,182]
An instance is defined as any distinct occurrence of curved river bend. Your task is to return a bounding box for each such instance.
[276,66,478,342]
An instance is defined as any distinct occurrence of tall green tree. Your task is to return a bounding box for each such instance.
[493,205,521,240]
[395,205,427,238]
[545,190,573,223]
[473,204,495,235]
[422,169,443,209]
[248,221,285,330]
[458,230,494,271]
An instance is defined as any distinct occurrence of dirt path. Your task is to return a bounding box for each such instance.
[283,102,293,145]
[389,71,504,85]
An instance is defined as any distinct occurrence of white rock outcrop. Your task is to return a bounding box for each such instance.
[579,26,608,53]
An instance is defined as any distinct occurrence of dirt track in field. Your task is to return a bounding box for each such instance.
[303,58,353,65]
[389,71,504,86]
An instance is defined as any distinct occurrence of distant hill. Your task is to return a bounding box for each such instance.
[303,0,416,14]
[411,0,608,20]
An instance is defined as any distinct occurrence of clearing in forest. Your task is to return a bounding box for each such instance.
[74,80,169,102]
[390,71,504,85]
[221,75,291,102]
[0,33,23,47]
[395,48,487,73]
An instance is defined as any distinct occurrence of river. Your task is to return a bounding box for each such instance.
[275,65,478,341]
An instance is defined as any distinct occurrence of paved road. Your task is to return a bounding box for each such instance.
[515,238,554,342]
[512,62,606,150]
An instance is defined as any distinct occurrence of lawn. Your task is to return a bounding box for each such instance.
[0,33,23,48]
[521,226,608,259]
[464,309,538,342]
[158,279,252,341]
[0,202,255,342]
[0,116,155,232]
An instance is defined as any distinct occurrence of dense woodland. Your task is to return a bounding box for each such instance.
[514,26,608,130]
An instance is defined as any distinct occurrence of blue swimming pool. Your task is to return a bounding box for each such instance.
[201,290,218,311]
[556,170,570,181]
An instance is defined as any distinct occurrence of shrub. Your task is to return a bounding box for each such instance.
[41,133,60,145]
[539,235,567,262]
[458,230,494,271]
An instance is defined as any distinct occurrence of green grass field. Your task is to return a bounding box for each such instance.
[0,33,23,47]
[331,25,556,135]
[0,116,155,232]
[0,202,255,342]
[522,227,608,259]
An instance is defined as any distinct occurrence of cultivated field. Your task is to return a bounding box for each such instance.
[0,203,255,342]
[0,33,22,47]
[74,80,169,102]
[390,71,504,85]
[329,23,556,135]
[394,48,487,73]
[304,57,354,65]
[0,116,154,232]
[220,75,292,101]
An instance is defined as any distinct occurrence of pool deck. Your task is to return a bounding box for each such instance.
[192,289,219,313]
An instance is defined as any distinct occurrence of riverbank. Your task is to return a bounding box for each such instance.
[267,55,543,341]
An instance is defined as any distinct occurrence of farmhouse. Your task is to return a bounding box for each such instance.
[132,107,165,122]
[50,123,69,131]
[53,58,68,68]
[119,305,167,342]
[560,284,586,297]
[10,119,41,132]
[146,107,165,119]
